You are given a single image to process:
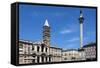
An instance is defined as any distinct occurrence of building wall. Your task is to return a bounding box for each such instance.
[50,47,62,62]
[19,42,36,64]
[19,41,51,64]
[62,49,86,61]
[78,50,86,60]
[62,50,80,61]
[19,40,63,64]
[83,45,96,60]
[19,40,96,64]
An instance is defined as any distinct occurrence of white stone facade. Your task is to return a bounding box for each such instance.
[19,40,96,64]
[62,49,80,61]
[50,47,62,62]
[19,40,55,64]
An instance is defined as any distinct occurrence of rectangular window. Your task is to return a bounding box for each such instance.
[37,46,39,52]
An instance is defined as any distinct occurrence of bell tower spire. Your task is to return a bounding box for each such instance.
[44,19,49,27]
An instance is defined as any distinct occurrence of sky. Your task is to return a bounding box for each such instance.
[19,4,96,49]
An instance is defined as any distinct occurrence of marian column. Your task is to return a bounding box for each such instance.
[79,10,84,48]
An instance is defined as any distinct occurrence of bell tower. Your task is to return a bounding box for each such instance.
[43,19,50,47]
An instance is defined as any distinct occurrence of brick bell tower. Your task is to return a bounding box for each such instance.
[43,19,50,47]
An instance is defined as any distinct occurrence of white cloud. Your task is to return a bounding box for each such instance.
[68,36,88,42]
[68,37,79,42]
[60,29,73,34]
